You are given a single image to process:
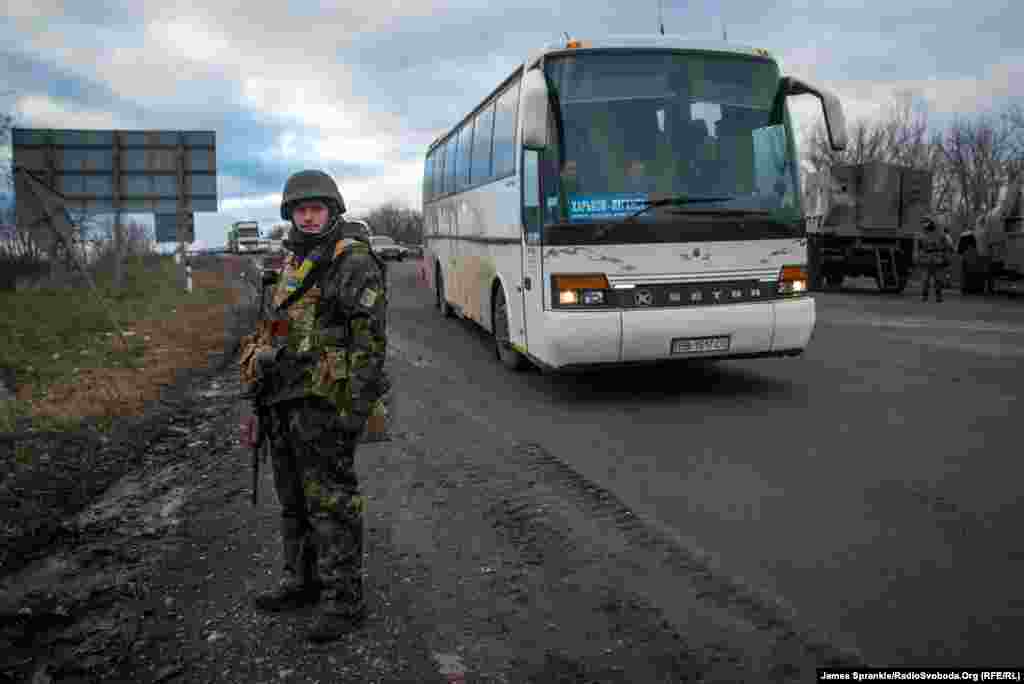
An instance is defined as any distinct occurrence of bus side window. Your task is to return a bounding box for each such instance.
[437,138,449,196]
[493,80,521,178]
[424,153,434,201]
[471,102,496,185]
[447,130,461,193]
[459,121,474,191]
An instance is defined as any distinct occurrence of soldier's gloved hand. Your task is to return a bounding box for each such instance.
[339,412,369,435]
[277,348,319,365]
[252,346,285,379]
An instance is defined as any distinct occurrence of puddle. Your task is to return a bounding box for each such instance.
[196,382,234,400]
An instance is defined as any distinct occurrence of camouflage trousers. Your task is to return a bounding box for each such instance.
[266,397,366,616]
[922,264,946,300]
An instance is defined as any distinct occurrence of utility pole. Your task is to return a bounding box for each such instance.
[658,0,665,35]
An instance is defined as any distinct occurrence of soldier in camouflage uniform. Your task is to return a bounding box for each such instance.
[239,170,388,642]
[917,215,953,302]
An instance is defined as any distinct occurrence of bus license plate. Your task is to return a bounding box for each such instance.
[671,336,730,355]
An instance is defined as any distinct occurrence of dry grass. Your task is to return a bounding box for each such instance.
[3,259,253,430]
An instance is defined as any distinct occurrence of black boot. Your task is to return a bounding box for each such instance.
[307,578,366,642]
[253,573,321,612]
[254,530,321,612]
[306,497,366,642]
[306,603,367,642]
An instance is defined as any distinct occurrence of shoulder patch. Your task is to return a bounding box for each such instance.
[334,238,371,259]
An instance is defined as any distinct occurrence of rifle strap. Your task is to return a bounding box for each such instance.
[275,260,327,313]
[273,236,377,314]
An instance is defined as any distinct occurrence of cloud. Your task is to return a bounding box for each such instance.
[15,94,135,130]
[779,38,1024,156]
[339,160,425,218]
[5,0,1022,249]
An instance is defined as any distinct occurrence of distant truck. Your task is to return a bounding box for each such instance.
[956,177,1024,295]
[230,220,261,254]
[804,162,933,293]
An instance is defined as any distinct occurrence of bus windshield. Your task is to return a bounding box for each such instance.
[541,50,802,235]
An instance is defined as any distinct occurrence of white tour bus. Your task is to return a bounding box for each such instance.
[422,35,847,372]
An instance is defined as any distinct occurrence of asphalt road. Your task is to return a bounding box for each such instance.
[386,260,1023,668]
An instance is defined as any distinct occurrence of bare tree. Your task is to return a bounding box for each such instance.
[880,92,933,167]
[801,92,975,228]
[364,202,424,244]
[938,108,1021,230]
[123,218,155,256]
[1002,102,1024,181]
[804,117,887,173]
[803,92,935,173]
[1,109,13,194]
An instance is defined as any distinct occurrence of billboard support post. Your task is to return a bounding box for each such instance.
[112,130,122,289]
[114,210,123,290]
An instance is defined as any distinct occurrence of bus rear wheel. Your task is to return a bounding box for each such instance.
[436,265,452,318]
[493,286,526,371]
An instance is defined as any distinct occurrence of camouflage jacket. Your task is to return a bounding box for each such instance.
[917,230,952,266]
[252,236,389,422]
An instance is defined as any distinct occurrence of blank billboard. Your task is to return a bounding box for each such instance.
[12,128,218,216]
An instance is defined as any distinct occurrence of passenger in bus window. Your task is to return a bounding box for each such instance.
[560,159,580,196]
[624,159,654,193]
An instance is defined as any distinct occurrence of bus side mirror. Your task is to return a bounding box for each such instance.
[779,76,848,152]
[520,69,550,150]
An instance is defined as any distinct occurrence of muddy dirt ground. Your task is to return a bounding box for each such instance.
[1,357,864,683]
[0,259,865,683]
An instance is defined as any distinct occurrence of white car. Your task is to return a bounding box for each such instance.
[370,235,409,261]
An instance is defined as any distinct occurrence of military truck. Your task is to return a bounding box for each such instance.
[804,161,933,293]
[232,220,261,253]
[956,177,1024,295]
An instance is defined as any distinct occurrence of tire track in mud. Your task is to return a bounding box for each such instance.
[366,401,708,682]
[509,440,867,674]
[463,441,861,681]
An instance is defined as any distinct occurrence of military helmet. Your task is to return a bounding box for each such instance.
[280,170,346,221]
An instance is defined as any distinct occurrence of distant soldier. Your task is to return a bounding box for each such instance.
[239,169,389,642]
[942,227,955,289]
[916,215,952,302]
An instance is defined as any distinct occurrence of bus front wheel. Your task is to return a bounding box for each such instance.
[493,286,526,371]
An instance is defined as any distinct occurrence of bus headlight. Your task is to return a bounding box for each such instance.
[778,264,808,296]
[552,274,611,307]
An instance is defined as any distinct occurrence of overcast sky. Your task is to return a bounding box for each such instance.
[2,0,1021,248]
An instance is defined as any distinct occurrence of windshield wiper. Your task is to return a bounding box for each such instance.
[624,195,736,222]
[666,207,771,216]
[588,196,734,240]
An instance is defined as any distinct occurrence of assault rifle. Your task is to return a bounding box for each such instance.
[241,269,317,504]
